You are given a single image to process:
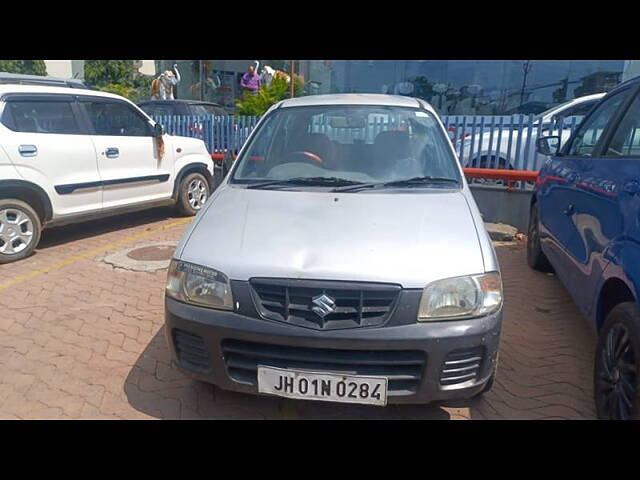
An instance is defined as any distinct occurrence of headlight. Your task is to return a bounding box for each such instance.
[417,272,502,321]
[166,260,233,310]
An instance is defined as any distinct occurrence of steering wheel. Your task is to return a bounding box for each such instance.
[283,151,324,165]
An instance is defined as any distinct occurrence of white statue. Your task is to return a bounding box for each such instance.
[260,64,290,88]
[150,64,181,100]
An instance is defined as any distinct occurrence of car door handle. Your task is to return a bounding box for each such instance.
[104,147,119,158]
[564,204,575,216]
[18,145,37,157]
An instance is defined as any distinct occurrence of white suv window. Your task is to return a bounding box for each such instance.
[2,100,80,134]
[83,100,150,137]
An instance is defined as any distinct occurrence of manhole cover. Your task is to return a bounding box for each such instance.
[127,245,175,261]
[100,242,177,272]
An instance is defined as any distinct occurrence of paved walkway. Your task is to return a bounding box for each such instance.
[0,208,597,419]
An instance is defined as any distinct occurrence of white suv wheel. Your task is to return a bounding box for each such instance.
[0,200,42,264]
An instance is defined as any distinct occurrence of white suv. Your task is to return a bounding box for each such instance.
[0,85,214,264]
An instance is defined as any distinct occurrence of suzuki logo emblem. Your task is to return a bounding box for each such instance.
[311,293,337,318]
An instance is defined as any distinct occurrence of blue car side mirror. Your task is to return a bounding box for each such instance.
[536,136,560,156]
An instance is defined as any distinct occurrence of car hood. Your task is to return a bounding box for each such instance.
[166,135,210,157]
[179,186,486,288]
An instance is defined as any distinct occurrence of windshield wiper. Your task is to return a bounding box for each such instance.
[333,176,459,192]
[245,176,364,190]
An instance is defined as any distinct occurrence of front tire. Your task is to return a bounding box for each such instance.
[527,203,553,272]
[0,199,42,264]
[594,303,640,420]
[177,172,210,216]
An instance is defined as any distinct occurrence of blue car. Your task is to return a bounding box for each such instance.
[529,76,640,420]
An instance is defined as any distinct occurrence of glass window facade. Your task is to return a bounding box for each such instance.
[298,60,626,115]
[152,60,631,115]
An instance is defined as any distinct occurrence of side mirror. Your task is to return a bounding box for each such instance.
[536,136,561,156]
[153,123,164,137]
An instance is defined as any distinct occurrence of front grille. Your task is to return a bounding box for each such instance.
[440,347,484,386]
[172,329,210,372]
[222,339,426,396]
[249,278,401,330]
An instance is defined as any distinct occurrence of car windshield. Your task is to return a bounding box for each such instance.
[231,105,461,188]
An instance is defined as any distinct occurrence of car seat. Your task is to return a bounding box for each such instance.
[371,130,413,178]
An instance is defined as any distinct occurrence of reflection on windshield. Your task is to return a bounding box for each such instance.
[231,105,460,188]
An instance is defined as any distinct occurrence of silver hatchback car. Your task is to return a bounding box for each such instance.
[164,94,503,406]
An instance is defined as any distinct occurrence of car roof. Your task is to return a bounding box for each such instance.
[279,93,424,109]
[138,99,223,106]
[0,72,88,89]
[610,74,640,93]
[0,84,127,101]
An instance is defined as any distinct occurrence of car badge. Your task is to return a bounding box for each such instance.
[311,293,337,318]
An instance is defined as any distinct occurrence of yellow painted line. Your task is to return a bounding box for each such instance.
[0,217,192,292]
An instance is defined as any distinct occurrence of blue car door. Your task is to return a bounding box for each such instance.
[539,88,633,306]
[576,88,640,318]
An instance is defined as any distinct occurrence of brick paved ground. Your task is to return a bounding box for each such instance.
[0,208,598,419]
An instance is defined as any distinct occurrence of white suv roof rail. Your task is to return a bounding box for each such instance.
[0,72,89,90]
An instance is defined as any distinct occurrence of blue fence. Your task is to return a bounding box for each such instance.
[152,114,585,172]
[151,115,260,154]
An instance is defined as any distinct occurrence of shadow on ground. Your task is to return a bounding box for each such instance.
[123,242,597,420]
[38,207,180,250]
[124,328,454,420]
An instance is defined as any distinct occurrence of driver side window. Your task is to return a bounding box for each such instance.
[566,90,630,156]
[605,93,640,157]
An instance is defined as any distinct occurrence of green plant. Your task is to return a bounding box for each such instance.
[84,60,152,101]
[0,60,47,76]
[235,75,305,116]
[94,83,136,99]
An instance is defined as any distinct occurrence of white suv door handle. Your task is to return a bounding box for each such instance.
[18,145,37,157]
[104,147,119,158]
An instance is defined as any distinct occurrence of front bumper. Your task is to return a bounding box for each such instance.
[164,291,503,405]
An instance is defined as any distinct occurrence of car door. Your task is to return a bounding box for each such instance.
[540,87,634,307]
[0,94,101,217]
[575,88,640,315]
[78,96,173,210]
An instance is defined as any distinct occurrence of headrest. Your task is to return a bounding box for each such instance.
[374,130,411,158]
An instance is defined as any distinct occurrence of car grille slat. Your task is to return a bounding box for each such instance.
[440,347,484,386]
[222,339,426,395]
[172,329,210,372]
[249,278,401,330]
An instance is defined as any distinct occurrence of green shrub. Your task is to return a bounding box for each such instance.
[235,75,305,116]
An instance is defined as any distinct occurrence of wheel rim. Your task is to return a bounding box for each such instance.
[187,179,208,210]
[0,208,34,255]
[597,324,638,420]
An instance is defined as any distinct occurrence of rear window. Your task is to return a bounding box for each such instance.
[139,103,177,116]
[191,104,227,116]
[2,100,80,134]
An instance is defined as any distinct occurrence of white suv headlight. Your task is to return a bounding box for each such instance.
[417,272,502,321]
[166,260,233,310]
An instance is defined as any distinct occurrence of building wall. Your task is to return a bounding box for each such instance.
[44,60,73,78]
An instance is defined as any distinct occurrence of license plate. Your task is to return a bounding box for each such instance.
[257,366,388,406]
